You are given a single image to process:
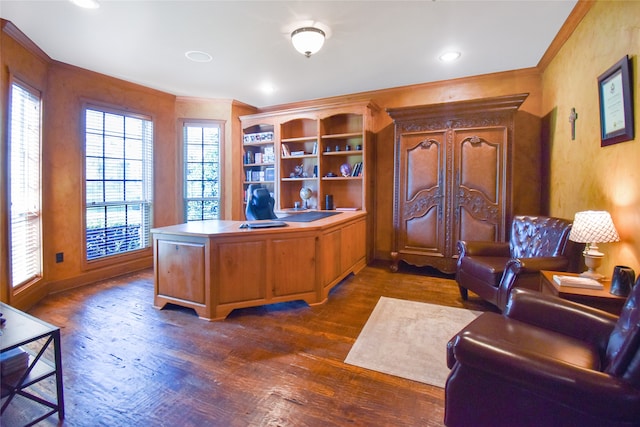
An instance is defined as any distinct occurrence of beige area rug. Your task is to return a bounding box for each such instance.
[345,297,481,388]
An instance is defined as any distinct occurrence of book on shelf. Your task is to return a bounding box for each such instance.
[281,143,290,157]
[263,146,275,163]
[243,131,274,144]
[265,167,275,181]
[351,162,363,177]
[552,275,604,290]
[1,347,29,377]
[290,151,305,156]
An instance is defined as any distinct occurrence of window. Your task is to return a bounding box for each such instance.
[183,121,221,221]
[9,81,42,288]
[84,107,153,261]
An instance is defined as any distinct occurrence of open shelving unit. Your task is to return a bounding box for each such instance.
[239,101,376,216]
[241,122,276,211]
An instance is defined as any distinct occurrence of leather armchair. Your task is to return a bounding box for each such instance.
[245,184,277,220]
[445,283,640,427]
[456,215,573,310]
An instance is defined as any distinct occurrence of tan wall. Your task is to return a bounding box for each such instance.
[541,0,640,276]
[174,97,257,220]
[0,23,50,304]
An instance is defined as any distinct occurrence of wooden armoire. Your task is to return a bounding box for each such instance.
[387,93,541,274]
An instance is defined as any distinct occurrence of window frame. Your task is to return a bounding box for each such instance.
[7,76,43,290]
[180,119,224,222]
[81,101,154,269]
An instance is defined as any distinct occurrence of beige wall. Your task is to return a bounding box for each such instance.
[541,0,640,276]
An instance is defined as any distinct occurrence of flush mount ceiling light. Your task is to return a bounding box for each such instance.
[69,0,100,9]
[439,51,461,62]
[291,27,326,58]
[185,51,213,63]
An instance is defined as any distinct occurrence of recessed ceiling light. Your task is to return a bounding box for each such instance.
[439,51,461,62]
[259,83,276,95]
[185,51,213,63]
[69,0,100,9]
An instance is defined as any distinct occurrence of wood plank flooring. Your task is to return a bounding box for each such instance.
[8,261,495,426]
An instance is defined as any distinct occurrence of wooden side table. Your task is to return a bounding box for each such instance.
[540,270,626,315]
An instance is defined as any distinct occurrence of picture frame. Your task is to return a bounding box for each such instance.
[598,55,634,146]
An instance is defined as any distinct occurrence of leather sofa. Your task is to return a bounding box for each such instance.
[444,282,640,427]
[456,215,573,310]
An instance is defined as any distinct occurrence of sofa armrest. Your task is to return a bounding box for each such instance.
[451,334,640,421]
[457,240,510,257]
[505,288,618,352]
[515,256,569,273]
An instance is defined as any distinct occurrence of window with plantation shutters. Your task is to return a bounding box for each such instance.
[183,121,222,221]
[84,107,153,261]
[9,81,42,288]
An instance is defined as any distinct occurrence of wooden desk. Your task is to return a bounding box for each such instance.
[152,211,367,320]
[540,270,626,315]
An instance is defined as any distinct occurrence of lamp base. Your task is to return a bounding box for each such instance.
[579,270,604,281]
[581,251,605,281]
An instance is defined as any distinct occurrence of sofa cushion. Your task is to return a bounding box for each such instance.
[458,256,510,287]
[448,312,602,371]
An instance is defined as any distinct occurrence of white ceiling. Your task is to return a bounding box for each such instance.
[1,0,577,108]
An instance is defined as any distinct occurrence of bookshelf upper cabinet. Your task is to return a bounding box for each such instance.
[239,101,376,217]
[240,122,276,212]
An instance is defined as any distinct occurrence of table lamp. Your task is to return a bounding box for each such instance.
[568,210,620,280]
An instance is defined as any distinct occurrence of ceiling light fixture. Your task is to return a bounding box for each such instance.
[185,51,213,63]
[69,0,100,9]
[291,27,325,58]
[439,51,461,62]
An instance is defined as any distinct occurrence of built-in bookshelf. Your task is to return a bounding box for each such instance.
[239,101,376,217]
[241,123,275,209]
[280,118,319,210]
[319,113,365,211]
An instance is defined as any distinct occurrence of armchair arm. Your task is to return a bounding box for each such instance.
[505,288,618,352]
[515,256,569,273]
[457,240,510,257]
[452,334,640,421]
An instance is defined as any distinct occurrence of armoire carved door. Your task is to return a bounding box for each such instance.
[387,94,534,274]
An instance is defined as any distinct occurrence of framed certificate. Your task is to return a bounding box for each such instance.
[598,55,634,146]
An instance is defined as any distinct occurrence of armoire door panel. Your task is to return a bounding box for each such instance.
[403,134,444,201]
[457,207,499,242]
[459,138,500,202]
[454,128,507,240]
[404,206,442,252]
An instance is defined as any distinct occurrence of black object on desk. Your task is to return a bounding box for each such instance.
[245,221,288,229]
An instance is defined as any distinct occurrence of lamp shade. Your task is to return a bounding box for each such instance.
[569,210,620,244]
[291,27,325,57]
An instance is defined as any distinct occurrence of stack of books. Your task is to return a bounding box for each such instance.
[552,275,604,290]
[1,347,29,377]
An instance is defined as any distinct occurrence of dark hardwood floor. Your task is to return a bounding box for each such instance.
[7,261,495,426]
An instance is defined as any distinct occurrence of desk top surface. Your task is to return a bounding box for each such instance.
[151,210,366,238]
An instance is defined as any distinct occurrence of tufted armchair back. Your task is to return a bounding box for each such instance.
[510,215,572,259]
